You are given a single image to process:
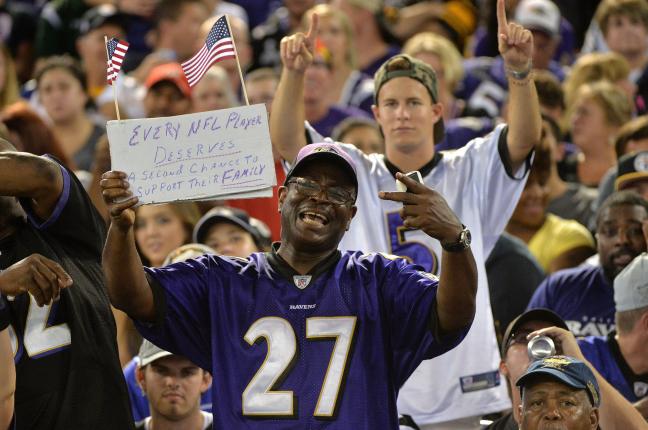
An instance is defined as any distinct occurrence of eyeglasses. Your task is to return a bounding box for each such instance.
[506,330,533,350]
[287,177,355,206]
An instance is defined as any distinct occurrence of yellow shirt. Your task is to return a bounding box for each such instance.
[529,213,595,272]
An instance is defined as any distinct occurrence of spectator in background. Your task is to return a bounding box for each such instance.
[35,55,105,172]
[541,116,598,229]
[193,207,272,255]
[34,0,90,60]
[332,117,384,155]
[244,67,278,113]
[303,4,373,115]
[579,253,648,418]
[533,70,565,125]
[0,43,19,110]
[562,52,634,119]
[135,340,213,430]
[76,5,129,105]
[250,0,316,71]
[127,0,208,87]
[330,0,400,76]
[527,191,648,337]
[506,127,595,273]
[200,14,251,98]
[486,308,568,430]
[203,0,248,24]
[143,62,192,118]
[615,151,648,200]
[125,244,215,425]
[596,118,648,210]
[565,81,633,187]
[302,41,370,137]
[1,101,72,168]
[191,66,237,113]
[596,0,648,85]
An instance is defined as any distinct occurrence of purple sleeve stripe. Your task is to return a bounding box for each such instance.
[26,163,71,230]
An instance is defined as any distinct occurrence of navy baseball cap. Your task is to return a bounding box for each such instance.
[193,207,271,250]
[501,308,568,357]
[284,143,358,197]
[78,4,128,36]
[516,356,600,407]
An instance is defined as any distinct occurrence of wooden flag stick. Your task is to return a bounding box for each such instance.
[104,35,121,120]
[224,15,249,106]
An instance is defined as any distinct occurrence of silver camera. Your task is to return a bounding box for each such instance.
[527,335,556,361]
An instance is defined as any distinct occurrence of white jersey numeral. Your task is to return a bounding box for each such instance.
[306,317,357,417]
[243,317,296,416]
[8,295,71,358]
[242,316,357,418]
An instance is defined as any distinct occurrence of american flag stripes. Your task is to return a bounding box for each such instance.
[106,37,129,85]
[181,16,236,87]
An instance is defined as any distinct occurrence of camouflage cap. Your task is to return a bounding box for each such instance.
[374,54,445,143]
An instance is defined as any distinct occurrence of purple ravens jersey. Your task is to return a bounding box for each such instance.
[527,265,615,337]
[135,248,468,429]
[579,333,648,403]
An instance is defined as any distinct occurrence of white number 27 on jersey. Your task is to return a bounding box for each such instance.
[8,294,71,359]
[242,316,357,418]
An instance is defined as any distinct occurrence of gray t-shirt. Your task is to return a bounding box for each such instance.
[547,182,598,229]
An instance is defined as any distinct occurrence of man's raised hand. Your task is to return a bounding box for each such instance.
[497,0,533,72]
[100,171,138,231]
[279,13,319,73]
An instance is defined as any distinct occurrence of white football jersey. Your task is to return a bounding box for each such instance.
[306,123,527,424]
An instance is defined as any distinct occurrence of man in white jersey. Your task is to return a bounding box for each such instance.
[270,0,541,427]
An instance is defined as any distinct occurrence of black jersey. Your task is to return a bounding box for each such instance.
[0,163,133,429]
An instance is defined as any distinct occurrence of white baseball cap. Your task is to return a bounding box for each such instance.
[138,339,173,367]
[514,0,561,37]
[614,253,648,312]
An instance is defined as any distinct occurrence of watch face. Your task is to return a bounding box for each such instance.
[462,229,471,246]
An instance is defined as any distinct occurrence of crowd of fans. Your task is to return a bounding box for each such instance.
[1,0,648,429]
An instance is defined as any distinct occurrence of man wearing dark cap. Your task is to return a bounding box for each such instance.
[271,1,541,426]
[487,309,569,430]
[101,141,478,428]
[193,207,272,256]
[615,151,648,200]
[143,62,192,118]
[516,355,600,430]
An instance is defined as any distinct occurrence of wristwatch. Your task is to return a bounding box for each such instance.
[441,225,471,252]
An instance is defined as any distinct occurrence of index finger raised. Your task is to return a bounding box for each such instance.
[305,12,319,45]
[496,0,508,34]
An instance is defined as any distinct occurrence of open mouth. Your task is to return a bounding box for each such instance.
[299,210,329,226]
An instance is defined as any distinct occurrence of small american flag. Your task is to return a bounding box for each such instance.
[106,37,129,85]
[182,16,236,87]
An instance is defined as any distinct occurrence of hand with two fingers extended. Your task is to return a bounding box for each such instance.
[0,254,73,307]
[379,172,463,244]
[496,0,533,72]
[279,13,318,72]
[100,170,139,231]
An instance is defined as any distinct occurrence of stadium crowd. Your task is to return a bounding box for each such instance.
[1,0,648,429]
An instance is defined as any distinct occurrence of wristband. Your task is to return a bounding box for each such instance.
[506,61,532,80]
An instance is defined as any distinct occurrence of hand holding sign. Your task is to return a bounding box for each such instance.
[497,0,533,73]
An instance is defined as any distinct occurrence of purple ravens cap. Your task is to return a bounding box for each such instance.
[284,143,358,195]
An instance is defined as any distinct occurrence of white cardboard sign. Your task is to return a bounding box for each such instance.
[107,104,276,204]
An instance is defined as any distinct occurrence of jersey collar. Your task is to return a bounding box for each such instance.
[383,152,443,179]
[266,242,341,289]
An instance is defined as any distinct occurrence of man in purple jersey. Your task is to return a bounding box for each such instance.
[101,142,478,428]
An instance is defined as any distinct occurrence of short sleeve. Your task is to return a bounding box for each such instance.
[135,256,216,371]
[379,256,469,386]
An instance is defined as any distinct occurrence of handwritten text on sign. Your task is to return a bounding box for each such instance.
[107,104,276,204]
